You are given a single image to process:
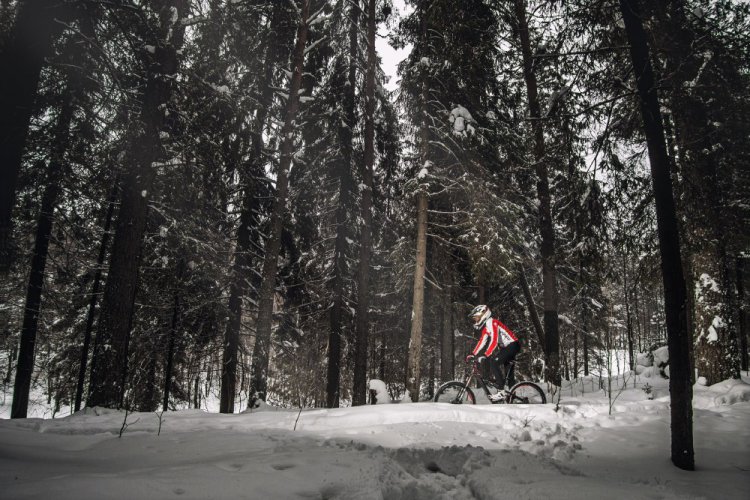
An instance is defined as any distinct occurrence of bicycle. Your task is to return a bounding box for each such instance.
[433,358,546,404]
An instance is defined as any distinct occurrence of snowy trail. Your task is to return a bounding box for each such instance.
[1,376,749,499]
[0,424,712,500]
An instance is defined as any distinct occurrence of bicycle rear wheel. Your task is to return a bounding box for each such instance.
[508,382,546,404]
[434,381,475,404]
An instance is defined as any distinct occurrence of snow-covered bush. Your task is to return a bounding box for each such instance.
[635,352,653,368]
[368,379,391,404]
[634,345,669,379]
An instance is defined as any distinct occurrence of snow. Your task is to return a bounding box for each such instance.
[417,160,431,179]
[449,105,475,136]
[653,346,669,367]
[1,374,749,499]
[211,84,231,95]
[636,352,653,367]
[697,273,720,294]
[368,379,390,404]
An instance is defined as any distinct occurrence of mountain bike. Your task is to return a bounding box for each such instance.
[433,358,546,405]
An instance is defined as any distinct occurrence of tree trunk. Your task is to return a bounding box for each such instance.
[513,0,560,386]
[406,191,428,401]
[573,325,579,378]
[353,0,377,407]
[251,0,310,402]
[634,285,642,352]
[738,258,748,372]
[624,253,635,371]
[619,0,693,471]
[519,267,545,350]
[193,376,200,409]
[163,260,183,412]
[582,285,590,376]
[440,281,454,383]
[326,0,359,409]
[0,0,69,273]
[10,92,73,418]
[658,2,741,385]
[220,4,282,414]
[75,180,118,412]
[88,0,188,409]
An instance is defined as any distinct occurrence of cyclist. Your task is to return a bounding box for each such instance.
[465,304,521,401]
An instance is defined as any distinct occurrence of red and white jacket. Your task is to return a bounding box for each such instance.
[471,318,518,357]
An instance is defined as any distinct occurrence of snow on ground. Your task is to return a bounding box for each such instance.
[1,373,749,499]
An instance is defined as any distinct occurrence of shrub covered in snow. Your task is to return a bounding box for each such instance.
[635,345,669,379]
[368,379,391,404]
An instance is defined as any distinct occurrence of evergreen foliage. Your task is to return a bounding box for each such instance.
[1,0,747,470]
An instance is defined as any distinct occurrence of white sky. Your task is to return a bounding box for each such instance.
[376,0,412,91]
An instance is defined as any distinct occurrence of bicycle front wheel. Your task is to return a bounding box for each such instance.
[508,382,546,404]
[434,381,475,404]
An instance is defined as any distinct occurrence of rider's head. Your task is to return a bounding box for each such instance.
[469,305,491,330]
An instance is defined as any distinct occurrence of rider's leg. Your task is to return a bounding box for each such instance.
[495,342,521,387]
[487,356,504,388]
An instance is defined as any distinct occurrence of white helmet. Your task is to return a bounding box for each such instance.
[469,305,491,330]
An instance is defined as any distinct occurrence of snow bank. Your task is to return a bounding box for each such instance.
[694,377,750,408]
[1,375,748,499]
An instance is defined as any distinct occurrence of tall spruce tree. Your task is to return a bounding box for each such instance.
[89,0,190,409]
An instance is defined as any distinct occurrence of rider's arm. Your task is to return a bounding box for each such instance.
[483,320,499,356]
[472,329,490,356]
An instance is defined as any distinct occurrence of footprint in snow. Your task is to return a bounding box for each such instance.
[215,462,244,472]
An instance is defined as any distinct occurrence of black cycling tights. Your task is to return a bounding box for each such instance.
[490,341,521,389]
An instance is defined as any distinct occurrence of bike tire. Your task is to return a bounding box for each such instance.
[433,381,476,404]
[508,381,546,404]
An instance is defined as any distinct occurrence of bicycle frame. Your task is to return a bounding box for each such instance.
[462,359,519,403]
[461,360,501,400]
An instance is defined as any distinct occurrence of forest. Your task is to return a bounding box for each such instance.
[0,0,748,470]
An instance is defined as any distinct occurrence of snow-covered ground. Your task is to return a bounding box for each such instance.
[1,373,749,499]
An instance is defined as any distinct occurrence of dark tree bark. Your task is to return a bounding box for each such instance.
[326,0,359,409]
[624,253,635,371]
[738,258,748,372]
[88,0,188,409]
[406,190,428,401]
[163,261,183,412]
[352,0,377,407]
[519,267,546,350]
[573,325,579,378]
[513,0,561,386]
[75,180,118,412]
[440,279,454,383]
[405,3,431,403]
[619,0,694,471]
[220,4,283,414]
[10,92,73,419]
[0,0,70,273]
[251,0,310,402]
[656,1,741,384]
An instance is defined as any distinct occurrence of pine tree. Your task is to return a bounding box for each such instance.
[251,0,313,403]
[0,0,73,273]
[89,0,190,409]
[619,0,693,471]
